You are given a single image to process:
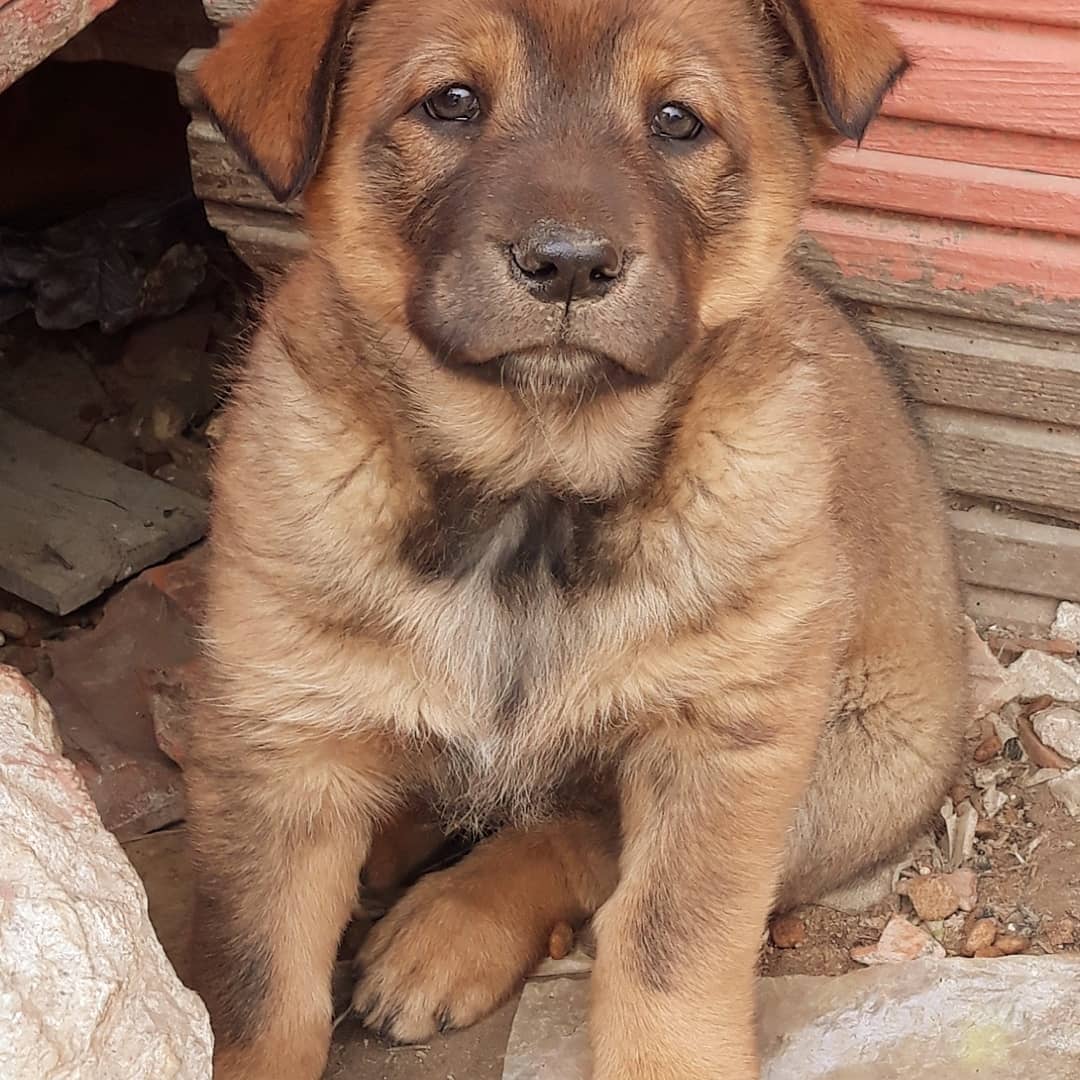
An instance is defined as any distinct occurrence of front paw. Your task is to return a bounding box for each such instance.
[352,868,545,1043]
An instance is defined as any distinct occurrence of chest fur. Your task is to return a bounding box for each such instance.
[401,472,621,601]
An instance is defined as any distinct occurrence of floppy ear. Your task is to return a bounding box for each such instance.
[768,0,909,142]
[196,0,357,202]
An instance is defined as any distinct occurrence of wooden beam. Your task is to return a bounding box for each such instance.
[176,46,205,110]
[866,311,1080,426]
[203,202,309,275]
[964,586,1058,636]
[871,1,1080,31]
[950,506,1080,599]
[856,118,1080,182]
[0,412,207,614]
[920,406,1080,515]
[879,11,1080,140]
[187,118,298,215]
[202,0,253,25]
[800,206,1080,334]
[817,148,1080,238]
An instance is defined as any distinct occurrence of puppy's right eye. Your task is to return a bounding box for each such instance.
[423,86,481,122]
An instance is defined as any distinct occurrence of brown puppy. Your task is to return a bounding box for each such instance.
[190,0,967,1077]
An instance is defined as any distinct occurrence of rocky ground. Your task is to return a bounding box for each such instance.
[760,620,1080,979]
[1,295,1079,1077]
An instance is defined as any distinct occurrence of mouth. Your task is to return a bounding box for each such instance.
[436,345,650,396]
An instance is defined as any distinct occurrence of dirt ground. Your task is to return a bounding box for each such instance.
[2,294,1078,1078]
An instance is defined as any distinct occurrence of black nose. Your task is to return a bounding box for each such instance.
[510,225,623,303]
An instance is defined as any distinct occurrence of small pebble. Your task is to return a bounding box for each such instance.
[992,933,1030,956]
[973,732,1002,763]
[949,783,971,806]
[851,916,945,965]
[547,922,574,961]
[769,913,807,950]
[0,611,29,639]
[941,868,978,912]
[963,917,997,957]
[1003,738,1024,762]
[905,875,961,922]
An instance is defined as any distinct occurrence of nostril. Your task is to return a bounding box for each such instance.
[592,244,622,281]
[510,244,556,280]
[510,229,625,301]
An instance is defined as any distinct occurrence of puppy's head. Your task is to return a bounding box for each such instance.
[199,0,905,399]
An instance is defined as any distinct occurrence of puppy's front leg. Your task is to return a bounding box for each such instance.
[186,732,400,1080]
[590,717,819,1080]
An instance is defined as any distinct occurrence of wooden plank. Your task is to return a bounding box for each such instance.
[187,117,299,215]
[203,202,308,275]
[919,405,1080,515]
[176,46,206,110]
[950,506,1080,599]
[800,206,1080,333]
[0,0,121,90]
[964,585,1057,635]
[856,118,1080,181]
[0,412,207,614]
[871,1,1080,31]
[879,11,1080,140]
[866,311,1080,425]
[817,148,1080,237]
[203,0,252,25]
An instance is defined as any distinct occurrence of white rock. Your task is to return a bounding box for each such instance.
[965,619,1019,716]
[1007,650,1080,704]
[1033,706,1080,763]
[1024,767,1063,788]
[941,798,977,870]
[982,783,1008,818]
[1049,766,1080,818]
[1051,601,1080,646]
[504,958,1080,1080]
[972,764,1011,789]
[0,666,212,1080]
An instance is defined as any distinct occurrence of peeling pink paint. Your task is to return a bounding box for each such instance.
[804,206,1080,304]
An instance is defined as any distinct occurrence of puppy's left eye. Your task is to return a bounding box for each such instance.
[424,85,481,122]
[651,103,703,141]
